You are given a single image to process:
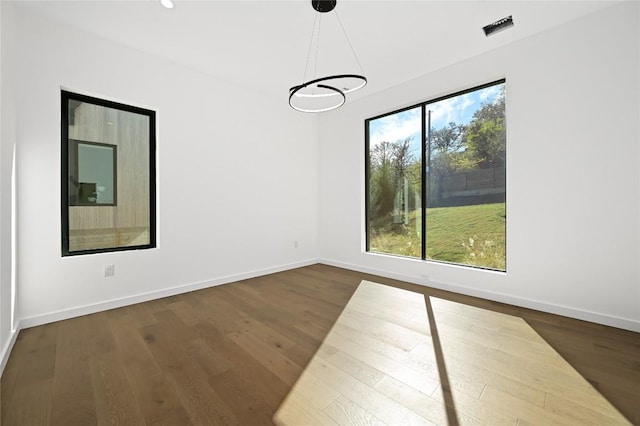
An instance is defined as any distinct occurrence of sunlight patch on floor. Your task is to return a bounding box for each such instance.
[273,280,629,425]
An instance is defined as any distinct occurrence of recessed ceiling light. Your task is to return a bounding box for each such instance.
[160,0,174,9]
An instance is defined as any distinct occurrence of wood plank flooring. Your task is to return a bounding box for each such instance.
[1,264,639,425]
[274,280,633,425]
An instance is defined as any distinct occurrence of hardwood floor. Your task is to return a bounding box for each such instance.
[2,264,639,425]
[274,280,634,425]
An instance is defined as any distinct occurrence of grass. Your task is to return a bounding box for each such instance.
[369,202,506,270]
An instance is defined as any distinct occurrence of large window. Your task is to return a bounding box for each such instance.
[61,91,156,256]
[366,80,506,270]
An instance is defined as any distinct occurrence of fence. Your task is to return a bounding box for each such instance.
[432,167,505,207]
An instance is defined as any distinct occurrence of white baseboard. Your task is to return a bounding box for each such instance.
[19,258,320,330]
[0,321,20,378]
[15,256,640,333]
[320,258,640,333]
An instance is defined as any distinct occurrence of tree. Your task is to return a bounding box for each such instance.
[427,123,478,205]
[369,141,394,219]
[369,138,419,220]
[465,89,506,168]
[370,159,394,219]
[371,141,393,168]
[391,137,414,190]
[430,122,465,154]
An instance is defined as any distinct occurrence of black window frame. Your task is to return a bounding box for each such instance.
[365,79,506,271]
[61,90,157,256]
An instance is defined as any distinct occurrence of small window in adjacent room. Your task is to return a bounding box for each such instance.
[69,140,117,206]
[366,80,506,271]
[61,91,156,256]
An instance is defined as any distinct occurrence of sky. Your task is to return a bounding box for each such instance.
[368,83,503,153]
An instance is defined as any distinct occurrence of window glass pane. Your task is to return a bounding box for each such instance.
[365,81,506,271]
[426,83,506,269]
[367,106,422,258]
[63,93,155,255]
[70,141,116,205]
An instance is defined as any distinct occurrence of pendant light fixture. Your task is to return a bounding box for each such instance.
[289,0,367,113]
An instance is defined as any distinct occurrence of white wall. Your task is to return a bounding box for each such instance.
[2,2,638,358]
[11,7,320,326]
[319,2,640,331]
[0,2,18,373]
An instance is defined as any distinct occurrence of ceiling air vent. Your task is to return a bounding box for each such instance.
[483,15,514,37]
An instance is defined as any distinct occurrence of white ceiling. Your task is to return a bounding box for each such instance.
[13,0,621,103]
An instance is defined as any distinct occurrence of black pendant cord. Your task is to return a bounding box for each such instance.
[301,13,319,85]
[312,14,322,90]
[289,0,367,112]
[335,9,365,76]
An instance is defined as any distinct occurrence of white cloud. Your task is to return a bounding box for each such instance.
[369,108,421,147]
[369,83,505,146]
[427,93,475,128]
[479,84,501,102]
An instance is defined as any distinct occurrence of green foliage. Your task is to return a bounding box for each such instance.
[368,203,506,270]
[367,85,507,269]
[430,122,465,154]
[465,88,506,168]
[368,137,419,220]
[368,209,422,258]
[462,236,506,271]
[426,202,505,269]
[429,123,472,185]
[370,161,394,219]
[423,86,506,205]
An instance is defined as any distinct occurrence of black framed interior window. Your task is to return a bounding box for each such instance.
[365,80,506,271]
[61,90,156,256]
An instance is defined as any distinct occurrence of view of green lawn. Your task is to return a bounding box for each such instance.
[369,202,506,270]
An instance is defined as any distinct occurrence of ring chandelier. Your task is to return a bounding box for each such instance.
[289,1,367,113]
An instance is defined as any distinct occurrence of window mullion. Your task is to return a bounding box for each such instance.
[421,104,427,260]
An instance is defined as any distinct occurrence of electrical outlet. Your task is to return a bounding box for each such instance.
[104,264,115,277]
[294,240,299,249]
